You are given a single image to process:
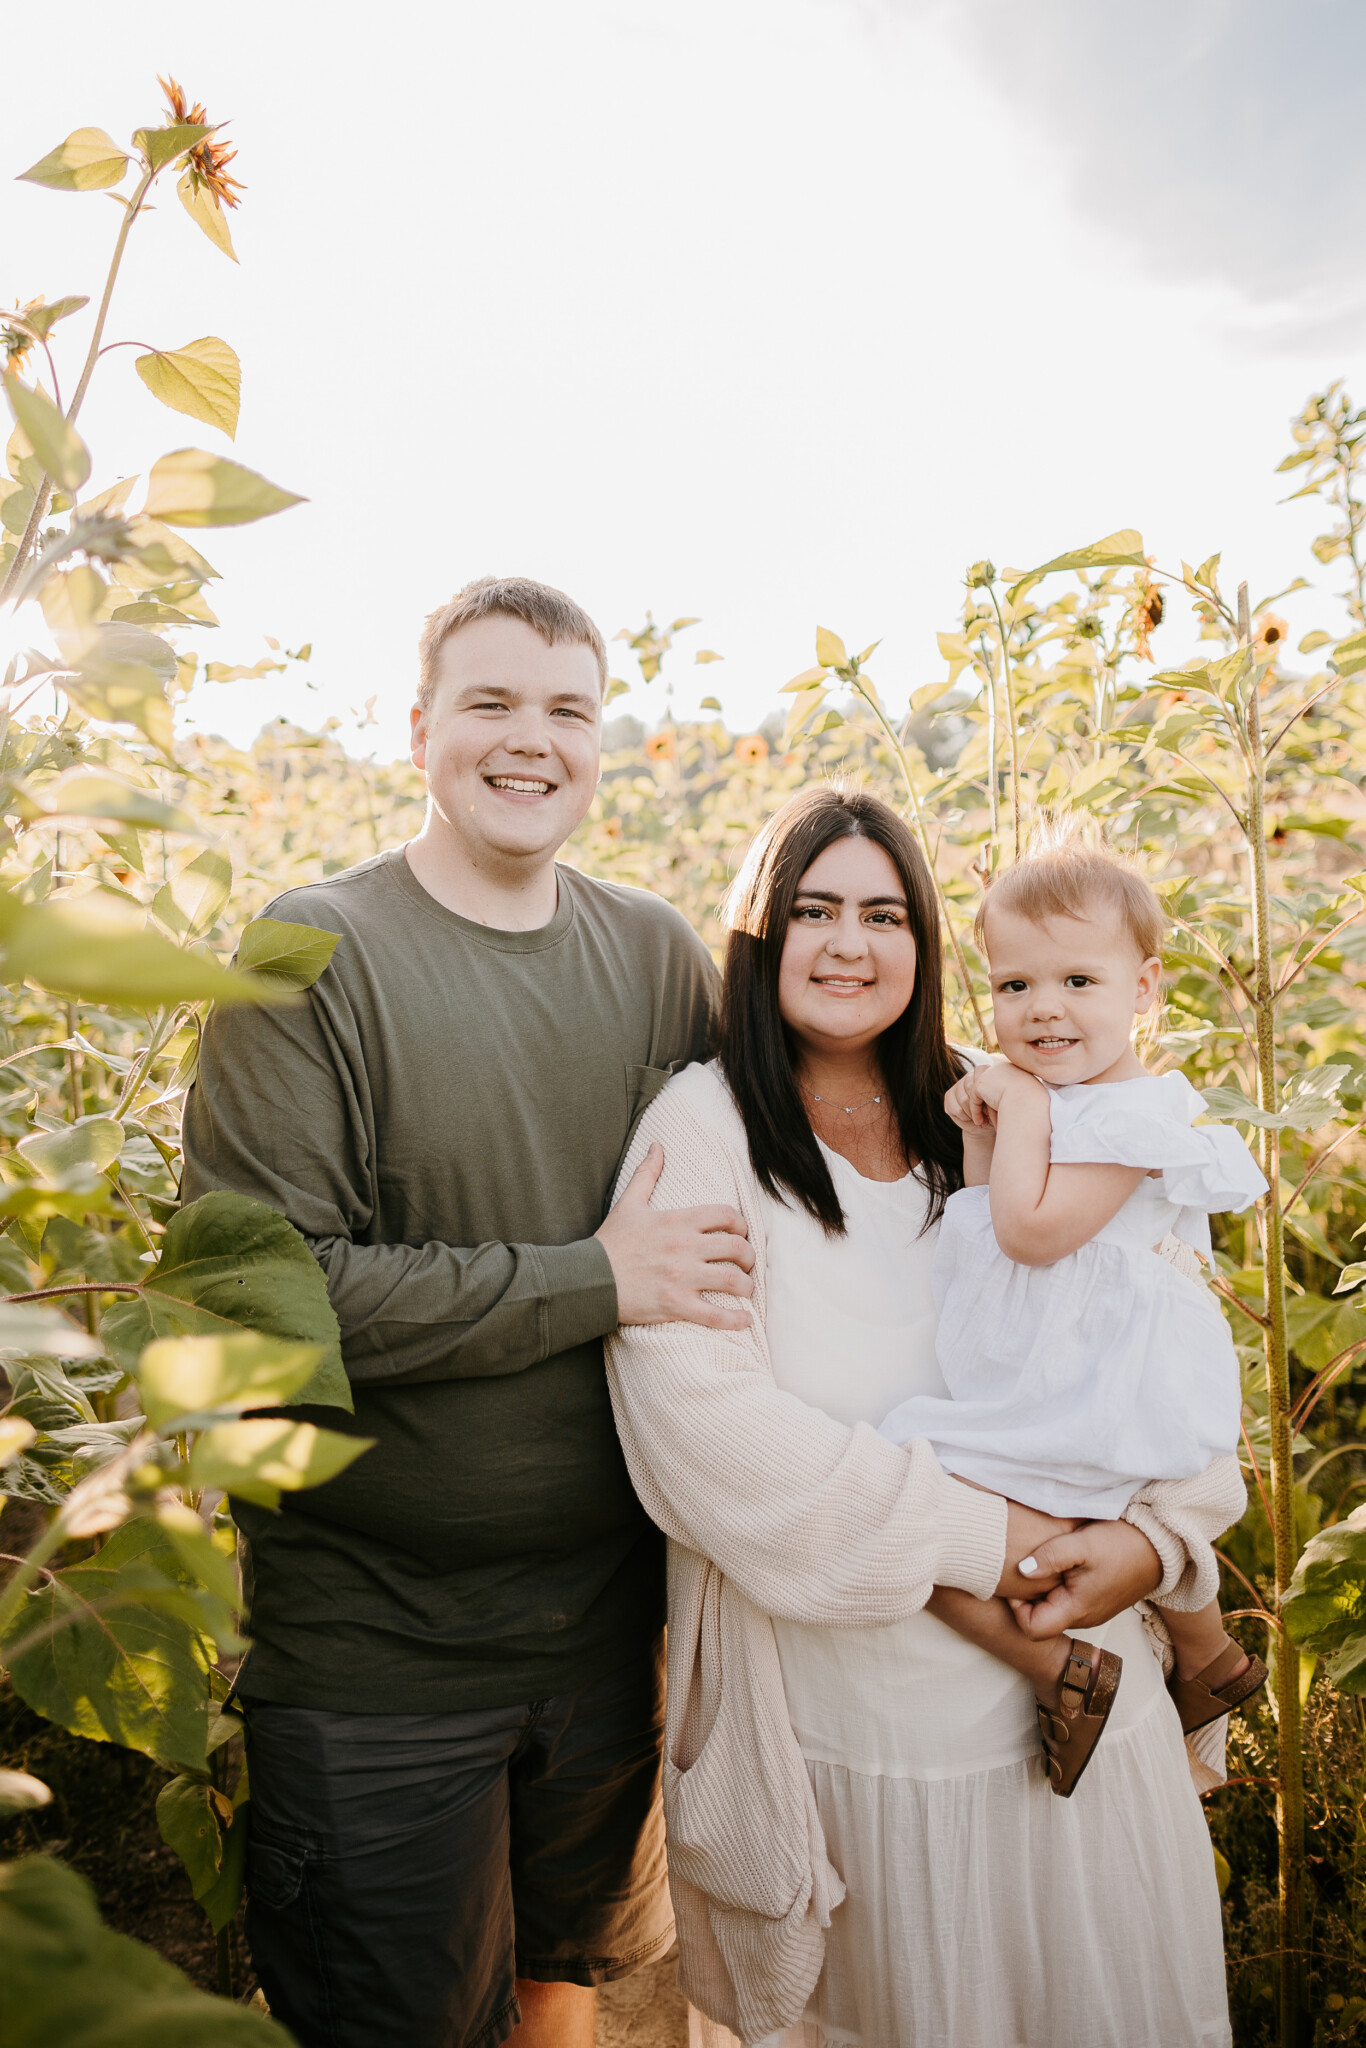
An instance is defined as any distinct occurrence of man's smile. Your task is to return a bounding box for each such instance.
[484,774,556,796]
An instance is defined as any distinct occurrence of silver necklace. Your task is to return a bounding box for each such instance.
[800,1078,884,1116]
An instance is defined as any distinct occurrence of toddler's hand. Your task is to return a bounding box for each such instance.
[945,1069,995,1131]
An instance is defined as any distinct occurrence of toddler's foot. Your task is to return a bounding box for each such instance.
[1035,1638,1123,1799]
[1167,1638,1268,1736]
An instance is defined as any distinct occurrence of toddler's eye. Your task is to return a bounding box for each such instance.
[997,979,1027,993]
[1064,975,1094,988]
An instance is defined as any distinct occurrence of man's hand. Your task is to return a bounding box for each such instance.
[598,1144,755,1330]
[1006,1519,1163,1638]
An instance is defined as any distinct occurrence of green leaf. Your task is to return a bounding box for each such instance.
[2,380,90,493]
[0,1294,105,1356]
[1334,1263,1366,1296]
[780,666,828,695]
[235,916,340,991]
[102,1190,351,1412]
[17,1116,124,1181]
[1,1520,215,1769]
[0,1417,38,1465]
[196,1784,249,1933]
[17,127,129,192]
[138,1332,326,1431]
[1282,1503,1366,1692]
[0,1855,284,2045]
[0,1768,51,1813]
[17,297,90,342]
[143,449,304,528]
[176,167,238,262]
[134,338,240,440]
[1329,627,1366,681]
[814,626,848,670]
[26,768,199,835]
[189,1416,372,1508]
[0,891,289,1009]
[152,848,232,940]
[132,122,213,174]
[1024,529,1147,578]
[1201,1065,1347,1133]
[155,1774,225,1900]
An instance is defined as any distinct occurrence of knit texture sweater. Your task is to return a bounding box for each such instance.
[606,1061,1247,2043]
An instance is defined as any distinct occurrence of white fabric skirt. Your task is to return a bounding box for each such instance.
[729,1607,1232,2048]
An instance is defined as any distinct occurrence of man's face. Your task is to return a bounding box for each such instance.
[410,615,603,870]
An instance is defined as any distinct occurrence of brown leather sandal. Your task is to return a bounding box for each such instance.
[1167,1639,1268,1736]
[1036,1639,1123,1799]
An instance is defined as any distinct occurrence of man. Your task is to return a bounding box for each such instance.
[182,576,755,2048]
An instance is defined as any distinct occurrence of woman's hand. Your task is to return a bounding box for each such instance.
[995,1499,1075,1599]
[1005,1519,1163,1637]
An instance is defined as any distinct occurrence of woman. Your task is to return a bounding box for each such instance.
[605,787,1241,2048]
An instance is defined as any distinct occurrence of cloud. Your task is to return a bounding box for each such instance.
[882,0,1366,351]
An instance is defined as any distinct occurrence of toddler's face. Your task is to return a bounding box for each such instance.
[983,903,1161,1087]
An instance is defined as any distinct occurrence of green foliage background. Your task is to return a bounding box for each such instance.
[3,74,1366,2048]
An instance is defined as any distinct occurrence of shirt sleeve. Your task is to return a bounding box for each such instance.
[1049,1073,1268,1213]
[180,962,618,1389]
[604,1075,1008,1624]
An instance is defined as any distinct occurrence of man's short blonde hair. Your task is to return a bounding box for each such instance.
[417,576,608,709]
[975,817,1167,962]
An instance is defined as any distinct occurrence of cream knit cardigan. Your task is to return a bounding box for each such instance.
[605,1061,1248,2045]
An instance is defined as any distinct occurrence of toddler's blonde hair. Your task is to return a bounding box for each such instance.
[975,815,1166,963]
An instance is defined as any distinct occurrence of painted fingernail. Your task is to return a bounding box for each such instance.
[1018,1555,1039,1577]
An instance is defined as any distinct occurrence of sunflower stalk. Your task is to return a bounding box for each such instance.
[848,676,990,1047]
[0,162,155,605]
[1237,579,1305,2046]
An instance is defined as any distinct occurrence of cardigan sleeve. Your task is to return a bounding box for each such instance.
[604,1069,1008,1623]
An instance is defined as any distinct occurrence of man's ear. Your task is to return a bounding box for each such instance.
[410,701,427,769]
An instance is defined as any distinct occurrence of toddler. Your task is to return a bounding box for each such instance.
[879,834,1268,1796]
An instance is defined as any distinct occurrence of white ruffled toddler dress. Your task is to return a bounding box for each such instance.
[878,1070,1267,1519]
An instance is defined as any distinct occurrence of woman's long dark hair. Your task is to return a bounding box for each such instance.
[719,784,966,1235]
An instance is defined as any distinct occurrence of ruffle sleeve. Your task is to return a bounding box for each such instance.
[1048,1071,1267,1215]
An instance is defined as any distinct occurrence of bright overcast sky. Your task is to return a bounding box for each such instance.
[4,0,1365,762]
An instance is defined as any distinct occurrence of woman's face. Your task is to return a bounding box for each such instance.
[777,835,918,1061]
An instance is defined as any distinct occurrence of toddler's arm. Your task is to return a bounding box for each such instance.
[968,1064,1146,1264]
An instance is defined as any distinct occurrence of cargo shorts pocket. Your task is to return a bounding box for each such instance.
[246,1834,306,1911]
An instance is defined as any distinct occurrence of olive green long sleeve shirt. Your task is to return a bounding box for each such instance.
[181,848,718,1710]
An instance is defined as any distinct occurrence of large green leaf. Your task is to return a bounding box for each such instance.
[143,450,304,528]
[189,1417,372,1509]
[138,1332,325,1431]
[0,890,291,1009]
[176,168,238,262]
[2,381,90,494]
[1282,1504,1366,1693]
[155,1774,226,1902]
[0,1856,289,2046]
[1023,529,1148,579]
[132,123,213,174]
[1202,1065,1348,1133]
[236,915,340,991]
[1,1521,216,1770]
[152,848,232,940]
[0,1303,102,1359]
[17,1116,123,1181]
[17,128,129,192]
[135,338,240,440]
[19,768,199,835]
[103,1191,351,1412]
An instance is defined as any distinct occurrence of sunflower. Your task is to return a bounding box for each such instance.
[158,75,245,210]
[733,733,769,765]
[1254,613,1290,657]
[645,729,676,763]
[1131,579,1164,662]
[1,298,44,380]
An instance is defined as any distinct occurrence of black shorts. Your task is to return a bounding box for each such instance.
[241,1641,672,2048]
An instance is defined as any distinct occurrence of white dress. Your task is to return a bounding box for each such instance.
[754,1138,1232,2048]
[877,1072,1267,1519]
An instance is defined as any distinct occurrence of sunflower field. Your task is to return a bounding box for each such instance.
[2,78,1366,2048]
